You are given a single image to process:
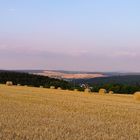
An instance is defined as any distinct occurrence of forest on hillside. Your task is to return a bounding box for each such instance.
[0,71,72,89]
[73,75,140,94]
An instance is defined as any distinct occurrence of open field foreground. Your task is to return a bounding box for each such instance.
[0,85,140,140]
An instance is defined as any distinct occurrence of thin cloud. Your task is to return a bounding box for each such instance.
[114,51,137,57]
[0,44,8,49]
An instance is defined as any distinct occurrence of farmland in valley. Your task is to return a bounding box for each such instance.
[32,70,106,79]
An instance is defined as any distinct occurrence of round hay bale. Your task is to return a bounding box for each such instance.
[6,81,13,86]
[17,84,21,86]
[84,88,91,93]
[74,89,78,92]
[134,92,140,101]
[109,91,114,94]
[57,87,62,90]
[99,88,107,95]
[50,86,55,89]
[40,86,43,88]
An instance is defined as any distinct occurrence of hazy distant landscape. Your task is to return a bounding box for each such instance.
[15,69,140,79]
[31,70,106,79]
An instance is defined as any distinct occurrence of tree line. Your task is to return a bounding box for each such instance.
[0,71,72,89]
[72,75,140,94]
[1,71,140,94]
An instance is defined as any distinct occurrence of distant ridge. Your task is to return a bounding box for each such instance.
[10,70,140,80]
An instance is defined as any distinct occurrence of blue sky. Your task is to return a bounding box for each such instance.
[0,0,140,72]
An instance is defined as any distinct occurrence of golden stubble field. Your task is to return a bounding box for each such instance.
[0,85,140,140]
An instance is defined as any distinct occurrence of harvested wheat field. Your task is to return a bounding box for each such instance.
[0,85,140,140]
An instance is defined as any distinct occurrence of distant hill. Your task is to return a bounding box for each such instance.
[12,70,107,79]
[33,70,107,79]
[74,75,140,85]
[13,70,140,80]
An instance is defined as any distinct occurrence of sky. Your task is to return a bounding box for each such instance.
[0,0,140,72]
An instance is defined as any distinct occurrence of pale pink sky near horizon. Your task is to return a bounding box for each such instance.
[0,0,140,72]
